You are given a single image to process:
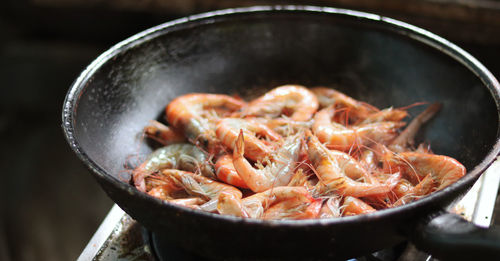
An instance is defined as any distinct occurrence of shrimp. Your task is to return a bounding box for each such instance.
[215,154,248,189]
[143,120,186,145]
[232,130,302,192]
[312,87,408,124]
[319,196,342,218]
[311,87,378,119]
[217,186,314,219]
[384,151,465,191]
[359,107,408,124]
[165,93,245,152]
[326,149,379,184]
[342,196,376,216]
[263,198,322,220]
[149,169,242,211]
[306,131,401,197]
[391,178,415,199]
[312,105,405,151]
[216,118,281,162]
[393,173,436,206]
[164,169,242,199]
[147,184,180,200]
[389,103,441,152]
[241,85,319,121]
[133,143,215,192]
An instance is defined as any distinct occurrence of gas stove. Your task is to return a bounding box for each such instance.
[78,159,500,261]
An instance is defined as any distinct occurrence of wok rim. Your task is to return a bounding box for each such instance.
[62,5,500,227]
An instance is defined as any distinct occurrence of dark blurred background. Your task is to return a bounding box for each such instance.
[1,0,499,260]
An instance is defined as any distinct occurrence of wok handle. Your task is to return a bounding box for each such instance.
[411,212,500,260]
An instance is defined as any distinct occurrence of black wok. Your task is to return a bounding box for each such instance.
[62,6,500,260]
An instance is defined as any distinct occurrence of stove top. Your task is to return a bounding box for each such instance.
[78,158,500,261]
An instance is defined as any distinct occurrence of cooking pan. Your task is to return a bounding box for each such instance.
[62,6,500,260]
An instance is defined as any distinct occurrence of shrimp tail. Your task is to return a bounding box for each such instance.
[234,129,245,159]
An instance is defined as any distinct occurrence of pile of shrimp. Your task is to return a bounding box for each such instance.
[132,85,466,220]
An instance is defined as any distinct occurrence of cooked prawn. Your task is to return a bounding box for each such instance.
[391,178,415,199]
[311,87,378,119]
[241,85,319,121]
[263,198,322,220]
[312,105,405,151]
[306,131,401,197]
[232,130,302,192]
[166,93,245,152]
[342,196,376,216]
[133,143,215,192]
[147,184,180,200]
[359,107,408,124]
[217,186,314,219]
[158,169,242,209]
[318,196,342,218]
[143,120,186,145]
[384,151,465,191]
[393,173,436,206]
[216,118,281,162]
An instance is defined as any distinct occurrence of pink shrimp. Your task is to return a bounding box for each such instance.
[149,169,242,211]
[393,173,436,206]
[166,169,242,199]
[384,151,465,191]
[132,143,215,192]
[319,196,342,218]
[306,131,401,197]
[165,93,245,152]
[143,120,186,145]
[326,149,379,184]
[263,198,322,220]
[241,85,319,121]
[232,130,302,192]
[311,87,378,119]
[216,118,281,162]
[147,183,180,200]
[217,186,315,219]
[342,196,376,216]
[215,154,249,189]
[391,178,415,199]
[312,105,404,151]
[359,107,408,124]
